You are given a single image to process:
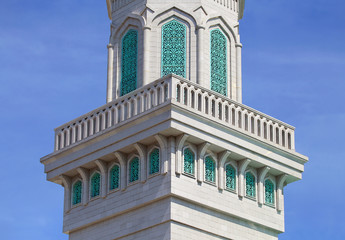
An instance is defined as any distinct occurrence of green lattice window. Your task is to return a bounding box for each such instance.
[205,156,216,183]
[109,165,120,190]
[161,20,186,78]
[183,148,194,175]
[121,29,138,96]
[149,148,160,175]
[210,29,227,96]
[72,180,82,205]
[90,172,101,198]
[129,157,139,183]
[265,179,275,205]
[225,164,236,190]
[245,172,256,198]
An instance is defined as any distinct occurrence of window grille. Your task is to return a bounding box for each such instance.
[149,148,160,175]
[205,156,216,183]
[265,179,275,205]
[72,180,82,205]
[121,29,138,96]
[225,164,236,190]
[161,20,186,78]
[245,172,256,198]
[129,157,139,182]
[109,165,120,190]
[183,148,194,175]
[210,29,227,96]
[90,172,101,198]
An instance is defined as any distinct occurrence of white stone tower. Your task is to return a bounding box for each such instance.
[41,1,308,239]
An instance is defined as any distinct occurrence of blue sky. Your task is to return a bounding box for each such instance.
[0,0,344,239]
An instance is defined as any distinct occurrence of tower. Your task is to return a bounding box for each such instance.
[41,1,308,239]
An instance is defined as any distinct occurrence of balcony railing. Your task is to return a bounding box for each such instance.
[54,75,295,152]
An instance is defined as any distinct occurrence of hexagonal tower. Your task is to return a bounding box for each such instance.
[41,1,308,239]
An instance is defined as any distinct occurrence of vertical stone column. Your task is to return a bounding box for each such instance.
[197,26,205,86]
[143,26,151,86]
[107,44,114,103]
[235,43,243,103]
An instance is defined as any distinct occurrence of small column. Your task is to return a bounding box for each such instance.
[143,26,151,86]
[107,44,114,103]
[197,26,205,86]
[236,43,243,103]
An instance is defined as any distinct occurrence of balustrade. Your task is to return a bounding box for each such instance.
[55,75,295,152]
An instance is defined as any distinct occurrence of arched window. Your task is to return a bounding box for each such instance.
[161,20,186,78]
[109,164,120,190]
[245,172,256,198]
[149,148,160,175]
[183,148,195,175]
[90,172,101,198]
[121,29,138,96]
[225,164,236,190]
[72,180,82,205]
[265,179,275,205]
[129,157,140,183]
[205,156,216,183]
[210,29,227,96]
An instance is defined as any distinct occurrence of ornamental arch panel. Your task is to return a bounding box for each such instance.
[128,155,140,183]
[72,179,82,206]
[245,170,257,198]
[264,177,276,205]
[109,163,121,191]
[182,146,196,176]
[90,171,101,198]
[121,29,138,96]
[161,19,187,78]
[148,146,160,176]
[204,154,217,183]
[225,162,237,191]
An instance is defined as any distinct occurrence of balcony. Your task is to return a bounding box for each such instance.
[54,74,295,153]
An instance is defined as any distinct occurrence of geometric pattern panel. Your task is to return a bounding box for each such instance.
[109,165,120,190]
[265,179,275,204]
[129,157,140,183]
[225,164,236,190]
[183,148,194,175]
[161,20,186,78]
[149,148,160,175]
[72,180,82,205]
[245,172,256,198]
[121,29,138,96]
[210,29,227,96]
[90,172,101,198]
[205,156,216,183]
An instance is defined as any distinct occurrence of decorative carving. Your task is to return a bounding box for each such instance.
[121,30,138,96]
[210,29,227,96]
[162,20,186,78]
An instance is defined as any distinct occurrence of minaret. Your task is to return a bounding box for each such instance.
[41,1,308,239]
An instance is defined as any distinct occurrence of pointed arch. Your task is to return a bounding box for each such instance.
[245,170,256,198]
[109,163,120,191]
[204,154,216,183]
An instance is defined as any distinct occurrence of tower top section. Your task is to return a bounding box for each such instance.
[106,0,245,21]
